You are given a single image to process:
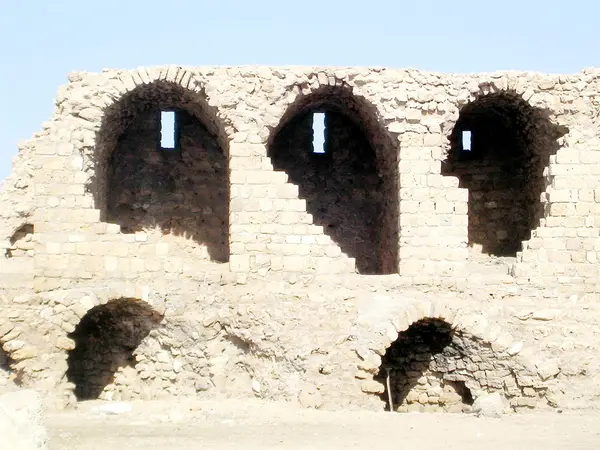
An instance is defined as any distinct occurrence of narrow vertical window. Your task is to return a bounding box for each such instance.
[312,112,326,154]
[160,111,176,149]
[461,130,472,151]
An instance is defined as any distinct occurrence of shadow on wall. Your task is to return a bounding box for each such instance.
[267,85,400,275]
[66,298,164,400]
[92,81,230,263]
[442,90,568,257]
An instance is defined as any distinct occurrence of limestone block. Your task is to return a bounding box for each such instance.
[298,388,324,409]
[536,360,560,381]
[472,392,506,418]
[55,337,75,351]
[384,322,398,343]
[391,313,409,333]
[508,342,523,356]
[11,347,37,361]
[360,380,384,394]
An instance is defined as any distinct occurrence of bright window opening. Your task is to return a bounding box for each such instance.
[461,130,472,151]
[312,113,326,154]
[160,111,176,149]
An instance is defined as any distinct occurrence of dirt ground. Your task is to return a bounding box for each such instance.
[46,398,600,450]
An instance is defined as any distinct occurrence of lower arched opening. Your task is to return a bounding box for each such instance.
[66,298,164,400]
[376,319,476,413]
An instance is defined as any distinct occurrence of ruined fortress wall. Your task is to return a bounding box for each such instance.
[0,65,599,412]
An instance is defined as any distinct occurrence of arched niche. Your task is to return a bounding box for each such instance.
[94,81,230,262]
[267,86,399,274]
[442,90,567,257]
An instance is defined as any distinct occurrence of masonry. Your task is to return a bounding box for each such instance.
[0,65,599,413]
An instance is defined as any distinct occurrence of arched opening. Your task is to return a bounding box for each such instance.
[66,298,164,400]
[94,81,230,262]
[442,91,567,257]
[267,86,399,274]
[376,319,476,413]
[4,224,34,259]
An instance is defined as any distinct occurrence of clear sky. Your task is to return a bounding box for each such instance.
[0,0,598,182]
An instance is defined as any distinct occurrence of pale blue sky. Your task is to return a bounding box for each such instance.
[1,0,598,182]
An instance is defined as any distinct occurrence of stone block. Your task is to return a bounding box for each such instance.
[472,392,506,418]
[360,380,384,394]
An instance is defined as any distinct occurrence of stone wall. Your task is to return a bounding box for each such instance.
[0,65,599,413]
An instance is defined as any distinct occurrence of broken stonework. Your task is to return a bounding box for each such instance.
[1,65,600,414]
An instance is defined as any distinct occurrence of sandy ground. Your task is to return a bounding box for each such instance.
[46,398,600,450]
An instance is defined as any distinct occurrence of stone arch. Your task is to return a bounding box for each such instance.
[267,83,400,274]
[65,297,164,400]
[91,70,230,262]
[441,85,568,257]
[357,301,548,413]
